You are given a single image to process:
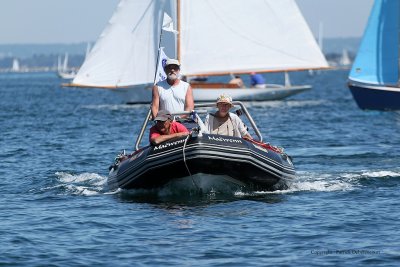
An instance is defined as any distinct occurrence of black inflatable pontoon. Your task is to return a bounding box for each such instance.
[108,102,295,191]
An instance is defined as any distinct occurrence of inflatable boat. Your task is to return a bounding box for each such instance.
[108,102,295,191]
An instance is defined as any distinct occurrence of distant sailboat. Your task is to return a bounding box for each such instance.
[58,52,76,80]
[348,0,400,110]
[12,58,20,72]
[309,22,325,76]
[339,49,351,68]
[69,0,328,103]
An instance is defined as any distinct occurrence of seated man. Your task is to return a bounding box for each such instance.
[250,72,266,88]
[229,75,244,88]
[204,94,252,140]
[149,110,190,145]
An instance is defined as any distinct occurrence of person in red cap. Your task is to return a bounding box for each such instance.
[149,109,189,145]
[151,58,194,119]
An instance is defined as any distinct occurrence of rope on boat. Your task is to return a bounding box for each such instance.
[182,133,200,190]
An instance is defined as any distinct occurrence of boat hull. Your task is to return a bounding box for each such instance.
[108,134,295,191]
[115,84,311,104]
[348,82,400,110]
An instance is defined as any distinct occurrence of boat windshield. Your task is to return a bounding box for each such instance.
[134,101,263,151]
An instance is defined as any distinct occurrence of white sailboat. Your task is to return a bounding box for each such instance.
[69,0,328,103]
[11,58,20,72]
[58,52,76,79]
[339,49,352,68]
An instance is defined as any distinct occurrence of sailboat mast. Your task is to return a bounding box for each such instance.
[177,0,181,61]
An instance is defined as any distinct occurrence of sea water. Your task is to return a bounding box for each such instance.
[0,70,399,266]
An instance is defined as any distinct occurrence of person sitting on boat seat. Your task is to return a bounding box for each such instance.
[151,59,194,119]
[229,75,245,88]
[250,72,266,89]
[204,94,252,140]
[149,109,190,145]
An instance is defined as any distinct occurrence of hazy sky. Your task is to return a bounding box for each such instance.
[0,0,374,44]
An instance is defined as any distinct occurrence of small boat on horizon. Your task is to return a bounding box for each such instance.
[108,102,295,192]
[57,53,77,80]
[348,0,400,111]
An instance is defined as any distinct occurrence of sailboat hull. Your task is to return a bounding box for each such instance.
[348,82,400,110]
[118,85,311,104]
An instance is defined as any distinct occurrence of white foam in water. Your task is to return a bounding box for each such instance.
[54,172,108,196]
[342,170,400,179]
[233,171,356,197]
[360,170,400,178]
[52,169,399,197]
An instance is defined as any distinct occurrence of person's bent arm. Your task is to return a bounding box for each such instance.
[234,115,252,140]
[151,85,160,120]
[150,132,189,145]
[184,85,194,113]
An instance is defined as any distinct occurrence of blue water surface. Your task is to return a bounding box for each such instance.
[0,70,399,266]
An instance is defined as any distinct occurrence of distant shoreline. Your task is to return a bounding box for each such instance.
[0,37,360,71]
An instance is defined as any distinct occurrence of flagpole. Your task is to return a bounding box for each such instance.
[145,16,165,130]
[153,29,164,85]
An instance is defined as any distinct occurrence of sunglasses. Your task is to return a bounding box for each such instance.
[165,65,180,70]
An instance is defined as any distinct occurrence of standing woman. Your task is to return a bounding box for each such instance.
[204,94,252,140]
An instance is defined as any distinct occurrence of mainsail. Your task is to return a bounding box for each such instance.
[349,0,399,86]
[179,0,327,76]
[72,0,327,88]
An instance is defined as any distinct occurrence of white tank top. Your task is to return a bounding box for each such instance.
[157,80,189,113]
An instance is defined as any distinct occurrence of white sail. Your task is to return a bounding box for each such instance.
[85,43,91,59]
[71,0,327,92]
[179,0,328,76]
[62,53,69,72]
[12,58,20,72]
[57,55,62,72]
[72,0,172,88]
[339,49,351,66]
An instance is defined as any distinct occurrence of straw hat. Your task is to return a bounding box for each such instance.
[216,94,233,107]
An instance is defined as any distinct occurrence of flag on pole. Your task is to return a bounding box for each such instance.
[154,47,170,84]
[162,12,178,34]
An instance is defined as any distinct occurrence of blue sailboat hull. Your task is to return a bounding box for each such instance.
[348,0,399,111]
[348,82,400,110]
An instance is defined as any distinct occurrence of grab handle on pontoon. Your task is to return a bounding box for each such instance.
[135,108,152,151]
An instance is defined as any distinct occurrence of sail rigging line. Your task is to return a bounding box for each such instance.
[129,0,153,34]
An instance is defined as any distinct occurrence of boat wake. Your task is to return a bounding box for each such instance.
[54,171,107,196]
[237,169,400,196]
[51,169,399,199]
